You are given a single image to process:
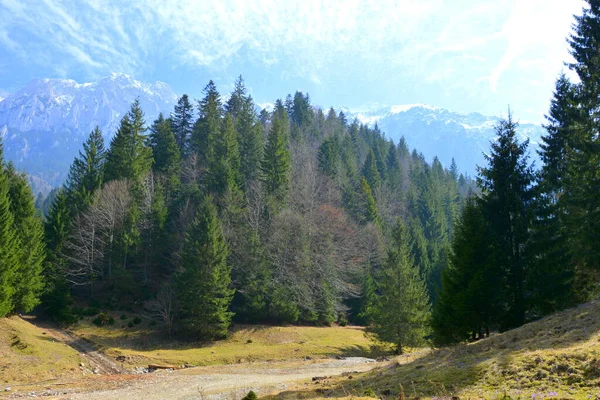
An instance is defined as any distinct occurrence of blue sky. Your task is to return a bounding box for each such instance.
[0,0,585,123]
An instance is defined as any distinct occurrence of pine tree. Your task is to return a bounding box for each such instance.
[149,113,181,191]
[563,1,600,291]
[64,127,105,212]
[0,144,18,317]
[261,106,290,204]
[208,113,241,196]
[171,94,194,154]
[192,81,223,166]
[366,219,431,354]
[362,149,381,190]
[104,100,153,183]
[235,91,264,189]
[6,164,45,312]
[477,114,534,329]
[318,136,340,179]
[225,75,247,119]
[432,197,497,344]
[530,74,577,313]
[175,195,234,339]
[360,177,380,226]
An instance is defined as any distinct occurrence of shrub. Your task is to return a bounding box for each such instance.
[92,313,112,326]
[242,390,258,400]
[120,314,127,320]
[133,316,142,325]
[127,321,134,328]
[363,388,376,398]
[83,307,100,316]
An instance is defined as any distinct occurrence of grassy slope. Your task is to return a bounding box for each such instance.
[0,316,82,385]
[273,301,600,400]
[72,317,387,368]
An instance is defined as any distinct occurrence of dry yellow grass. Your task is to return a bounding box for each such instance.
[269,301,600,399]
[0,316,82,386]
[72,320,389,368]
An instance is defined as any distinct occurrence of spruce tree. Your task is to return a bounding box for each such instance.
[64,127,105,212]
[149,113,181,190]
[261,106,291,204]
[208,113,241,196]
[477,114,534,329]
[366,219,431,354]
[171,94,194,154]
[234,89,264,189]
[175,195,234,339]
[432,197,497,344]
[0,144,18,317]
[104,99,153,183]
[192,81,223,166]
[563,1,600,289]
[362,149,381,190]
[530,74,576,312]
[6,164,45,312]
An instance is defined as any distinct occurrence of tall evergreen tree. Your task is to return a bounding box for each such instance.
[235,90,264,189]
[530,74,577,312]
[261,105,291,204]
[0,144,18,317]
[208,113,241,196]
[6,164,45,312]
[192,81,223,166]
[432,197,497,344]
[171,94,194,154]
[362,149,381,190]
[563,1,600,290]
[366,220,431,354]
[477,114,534,329]
[104,99,153,183]
[175,195,234,339]
[149,113,181,189]
[64,127,106,212]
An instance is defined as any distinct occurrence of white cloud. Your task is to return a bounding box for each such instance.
[0,0,586,116]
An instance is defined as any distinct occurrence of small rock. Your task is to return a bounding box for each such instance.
[79,362,85,367]
[4,387,10,392]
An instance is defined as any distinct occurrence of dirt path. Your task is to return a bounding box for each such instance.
[59,357,383,400]
[25,317,127,375]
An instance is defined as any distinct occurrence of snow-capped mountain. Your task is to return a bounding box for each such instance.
[349,105,545,176]
[0,73,177,188]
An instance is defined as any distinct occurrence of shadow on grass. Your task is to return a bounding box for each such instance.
[268,301,600,399]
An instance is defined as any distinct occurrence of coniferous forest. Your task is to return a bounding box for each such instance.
[1,1,600,355]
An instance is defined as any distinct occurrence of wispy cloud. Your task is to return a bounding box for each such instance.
[0,0,586,122]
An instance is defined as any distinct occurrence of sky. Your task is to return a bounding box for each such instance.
[0,0,586,123]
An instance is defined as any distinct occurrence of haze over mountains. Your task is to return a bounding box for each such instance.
[0,74,544,191]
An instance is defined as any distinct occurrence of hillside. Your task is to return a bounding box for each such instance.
[273,301,600,399]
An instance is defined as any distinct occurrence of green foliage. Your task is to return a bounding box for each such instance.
[104,99,153,183]
[432,197,497,344]
[171,94,194,154]
[64,127,106,212]
[477,114,534,330]
[261,104,291,204]
[149,113,181,188]
[175,195,234,340]
[207,113,241,196]
[192,80,223,166]
[366,220,431,354]
[0,145,19,317]
[241,390,258,400]
[6,164,45,312]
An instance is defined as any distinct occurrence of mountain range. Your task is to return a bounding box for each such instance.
[348,104,545,177]
[0,74,545,193]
